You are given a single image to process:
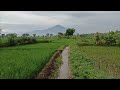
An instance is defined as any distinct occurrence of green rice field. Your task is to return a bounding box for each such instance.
[0,39,66,79]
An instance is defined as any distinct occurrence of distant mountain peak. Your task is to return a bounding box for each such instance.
[50,25,65,29]
[54,25,63,27]
[28,25,66,36]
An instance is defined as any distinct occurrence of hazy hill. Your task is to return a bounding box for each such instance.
[28,25,66,36]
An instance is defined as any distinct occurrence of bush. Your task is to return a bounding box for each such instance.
[77,42,94,46]
[7,37,17,46]
[38,39,52,43]
[0,38,1,47]
[17,37,24,45]
[31,38,37,43]
[104,36,116,46]
[17,37,37,45]
[117,38,120,47]
[95,33,102,46]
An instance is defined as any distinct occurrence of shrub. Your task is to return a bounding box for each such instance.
[17,37,24,45]
[77,42,94,46]
[104,36,116,46]
[31,38,37,43]
[0,38,1,47]
[117,38,120,47]
[38,39,52,43]
[17,37,37,45]
[95,33,101,46]
[7,37,17,46]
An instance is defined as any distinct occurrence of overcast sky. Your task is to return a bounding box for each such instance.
[0,11,120,34]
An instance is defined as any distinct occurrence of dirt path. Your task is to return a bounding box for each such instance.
[57,46,70,79]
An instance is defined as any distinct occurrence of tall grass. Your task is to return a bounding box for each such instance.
[78,46,120,78]
[0,41,64,79]
[69,43,113,79]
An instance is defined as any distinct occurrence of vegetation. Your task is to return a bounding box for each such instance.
[78,46,120,78]
[69,43,111,79]
[0,40,65,79]
[48,53,63,79]
[69,30,120,79]
[0,33,38,47]
[1,27,120,79]
[65,28,75,36]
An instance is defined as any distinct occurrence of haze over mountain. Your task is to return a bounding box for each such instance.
[28,25,66,36]
[1,11,120,35]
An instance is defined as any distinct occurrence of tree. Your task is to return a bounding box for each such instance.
[104,31,117,46]
[0,28,2,34]
[58,32,63,36]
[22,33,29,37]
[7,33,17,46]
[77,33,79,36]
[1,34,5,38]
[0,28,2,44]
[50,34,53,37]
[33,34,36,37]
[95,32,100,45]
[65,28,75,36]
[0,28,2,38]
[58,32,64,39]
[46,33,49,37]
[105,36,116,46]
[6,33,17,38]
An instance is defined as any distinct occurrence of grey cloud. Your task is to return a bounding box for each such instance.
[1,11,120,34]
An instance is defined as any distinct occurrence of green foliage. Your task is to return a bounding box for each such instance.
[0,38,1,47]
[38,39,52,43]
[7,37,17,46]
[0,39,66,79]
[95,34,100,42]
[104,36,116,46]
[117,38,120,46]
[78,46,120,78]
[18,37,37,45]
[65,28,75,36]
[69,44,110,79]
[94,32,105,46]
[57,32,64,39]
[6,33,17,46]
[49,55,63,79]
[77,35,95,46]
[104,31,117,46]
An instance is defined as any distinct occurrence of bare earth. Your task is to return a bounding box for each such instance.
[57,47,70,79]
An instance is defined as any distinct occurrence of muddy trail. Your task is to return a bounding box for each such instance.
[57,47,71,79]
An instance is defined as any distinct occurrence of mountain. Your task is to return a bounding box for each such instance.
[28,25,66,36]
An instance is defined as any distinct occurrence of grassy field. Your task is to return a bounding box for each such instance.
[0,39,68,79]
[69,43,110,79]
[1,36,120,79]
[69,39,120,79]
[78,46,120,78]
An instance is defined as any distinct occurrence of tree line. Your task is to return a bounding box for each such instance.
[0,28,76,47]
[95,31,120,46]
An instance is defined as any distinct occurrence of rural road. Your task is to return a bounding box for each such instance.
[57,46,70,79]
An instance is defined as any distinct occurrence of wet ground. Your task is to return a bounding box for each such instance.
[57,47,70,79]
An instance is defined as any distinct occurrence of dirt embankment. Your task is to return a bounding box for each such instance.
[35,50,62,79]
